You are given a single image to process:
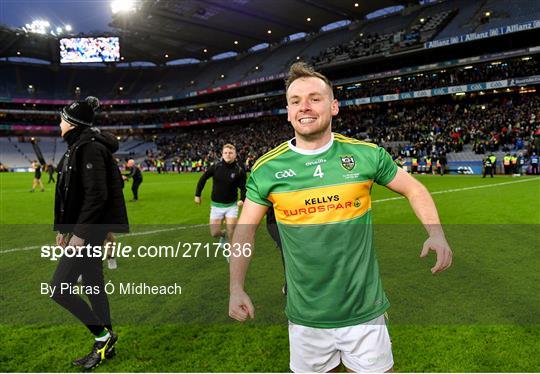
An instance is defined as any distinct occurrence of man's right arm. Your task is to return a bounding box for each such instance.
[194,165,214,204]
[229,198,269,322]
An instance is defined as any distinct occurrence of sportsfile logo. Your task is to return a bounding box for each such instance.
[275,169,296,179]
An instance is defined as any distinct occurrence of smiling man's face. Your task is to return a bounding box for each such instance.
[286,76,339,140]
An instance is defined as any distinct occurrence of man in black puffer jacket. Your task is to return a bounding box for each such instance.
[51,96,128,370]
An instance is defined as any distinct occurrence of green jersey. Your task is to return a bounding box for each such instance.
[246,133,398,328]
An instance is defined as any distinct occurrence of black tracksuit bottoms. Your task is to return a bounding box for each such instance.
[50,236,112,335]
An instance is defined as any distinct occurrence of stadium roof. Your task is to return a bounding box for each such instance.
[0,0,416,64]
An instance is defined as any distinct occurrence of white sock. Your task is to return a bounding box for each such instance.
[95,331,110,342]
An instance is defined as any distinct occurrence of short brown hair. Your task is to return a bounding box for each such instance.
[223,143,236,151]
[285,62,333,97]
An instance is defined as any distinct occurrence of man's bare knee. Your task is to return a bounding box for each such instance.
[209,218,224,238]
[210,227,222,238]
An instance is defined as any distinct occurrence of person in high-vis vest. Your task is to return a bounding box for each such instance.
[411,156,418,174]
[511,154,518,175]
[489,154,497,175]
[425,156,433,175]
[503,153,511,175]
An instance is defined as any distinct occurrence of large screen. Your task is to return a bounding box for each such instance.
[60,37,120,63]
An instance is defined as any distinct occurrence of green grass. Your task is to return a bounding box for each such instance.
[1,172,539,372]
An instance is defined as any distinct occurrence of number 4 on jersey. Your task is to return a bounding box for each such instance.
[313,164,324,178]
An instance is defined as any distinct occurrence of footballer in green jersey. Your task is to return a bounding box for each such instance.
[246,132,397,328]
[229,62,453,373]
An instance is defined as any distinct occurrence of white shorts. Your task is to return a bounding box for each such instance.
[289,314,393,373]
[209,204,238,220]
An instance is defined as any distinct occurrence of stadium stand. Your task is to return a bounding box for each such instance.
[241,40,314,80]
[312,10,440,65]
[431,0,484,39]
[475,0,540,32]
[0,135,157,169]
[1,0,537,100]
[2,56,537,130]
[136,93,538,174]
[1,0,539,174]
[0,137,32,168]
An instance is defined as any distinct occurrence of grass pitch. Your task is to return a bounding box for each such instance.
[1,172,539,372]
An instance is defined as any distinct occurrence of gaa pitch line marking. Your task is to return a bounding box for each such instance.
[0,224,207,254]
[1,178,538,255]
[372,177,539,204]
[7,180,195,193]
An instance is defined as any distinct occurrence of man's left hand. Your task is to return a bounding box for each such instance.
[420,236,453,274]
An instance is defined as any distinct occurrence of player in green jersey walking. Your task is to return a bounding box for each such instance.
[229,62,453,373]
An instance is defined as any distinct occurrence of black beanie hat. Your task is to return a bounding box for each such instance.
[61,96,100,127]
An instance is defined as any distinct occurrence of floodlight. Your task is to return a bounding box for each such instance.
[111,0,137,14]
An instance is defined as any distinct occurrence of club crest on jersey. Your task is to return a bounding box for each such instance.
[340,155,356,171]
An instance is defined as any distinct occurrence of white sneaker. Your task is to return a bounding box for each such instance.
[108,257,117,270]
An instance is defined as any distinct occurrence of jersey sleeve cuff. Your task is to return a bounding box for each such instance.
[378,164,399,186]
